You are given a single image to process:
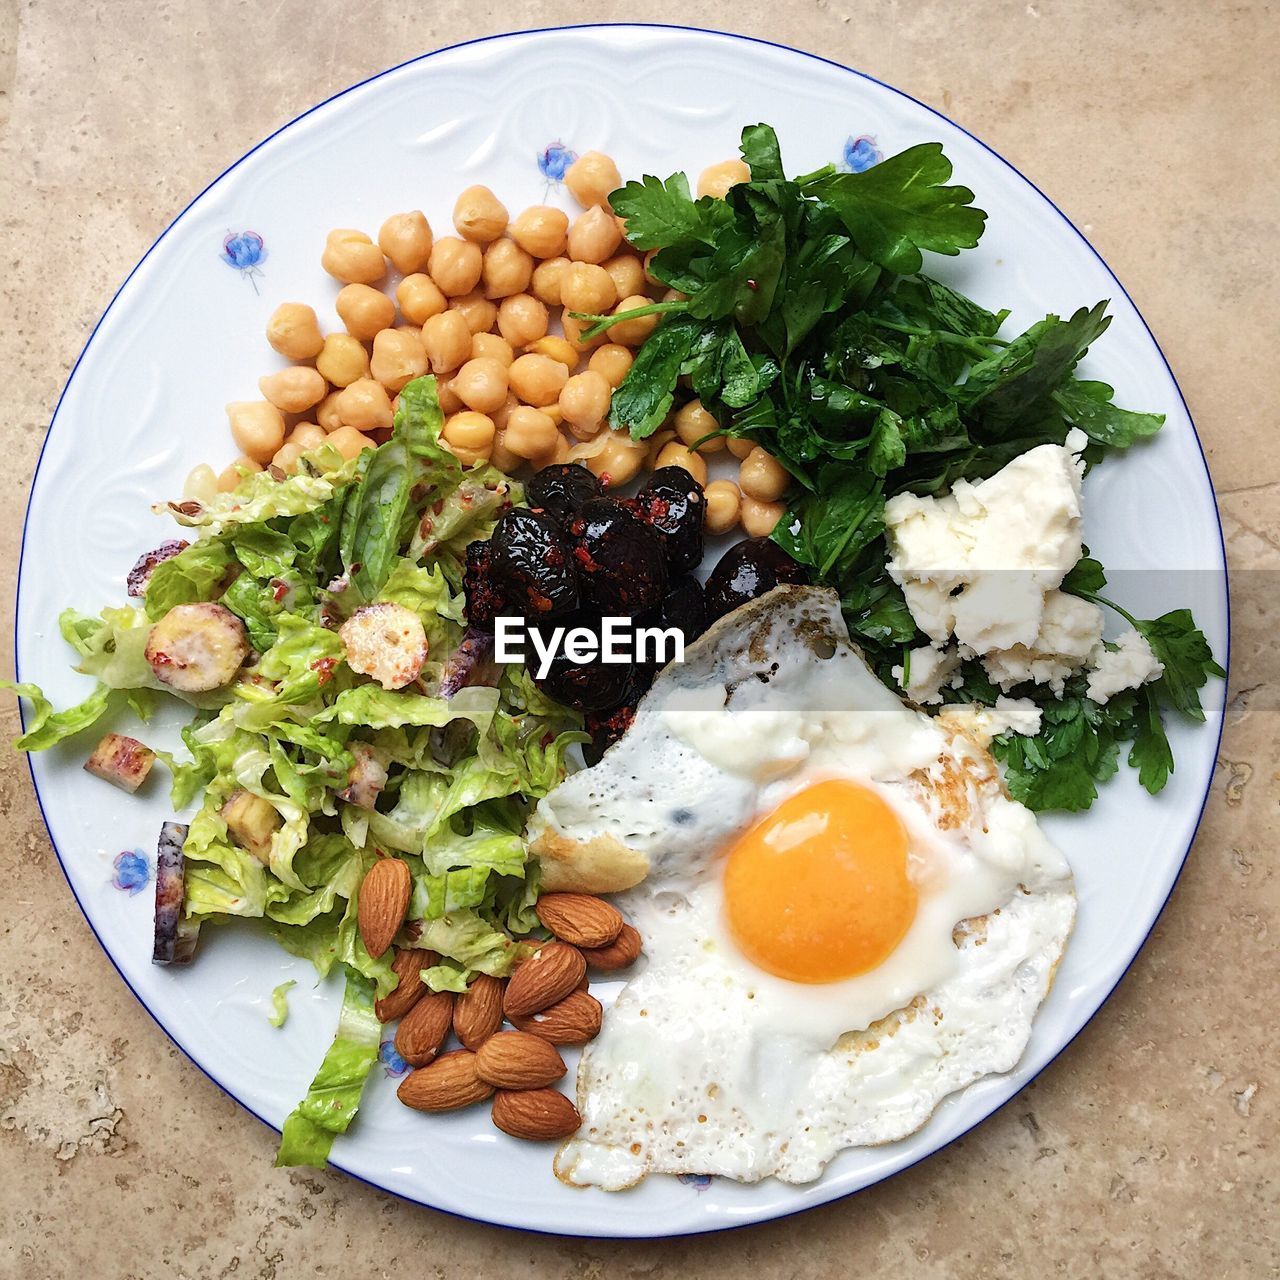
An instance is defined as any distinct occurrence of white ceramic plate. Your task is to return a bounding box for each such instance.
[16,24,1228,1237]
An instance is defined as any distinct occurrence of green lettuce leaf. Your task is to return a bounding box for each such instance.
[275,969,381,1168]
[268,979,297,1028]
[1,680,116,750]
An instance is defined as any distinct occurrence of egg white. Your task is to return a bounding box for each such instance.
[534,587,1075,1188]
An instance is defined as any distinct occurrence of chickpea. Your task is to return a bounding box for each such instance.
[257,366,326,415]
[451,357,510,415]
[727,435,754,459]
[335,283,395,341]
[673,398,723,452]
[436,372,463,416]
[378,211,433,275]
[525,335,578,369]
[508,353,569,407]
[481,238,534,300]
[697,158,751,200]
[503,405,560,459]
[472,332,514,367]
[316,390,344,433]
[266,302,324,361]
[316,333,370,388]
[217,455,263,492]
[288,422,328,451]
[370,328,428,393]
[396,273,447,326]
[567,205,622,264]
[560,312,603,354]
[530,256,570,306]
[559,370,612,438]
[609,295,659,347]
[601,253,645,300]
[703,480,742,535]
[333,378,393,432]
[450,290,498,335]
[642,249,663,286]
[565,150,621,208]
[740,495,785,537]
[227,400,286,463]
[560,262,617,315]
[645,427,676,470]
[496,293,549,347]
[588,343,634,388]
[654,441,708,486]
[326,425,377,460]
[321,229,386,285]
[421,311,473,374]
[739,446,789,501]
[182,463,218,505]
[578,430,646,487]
[509,205,569,258]
[272,442,305,475]
[490,429,523,473]
[442,410,496,453]
[490,393,519,430]
[428,236,483,296]
[452,185,508,243]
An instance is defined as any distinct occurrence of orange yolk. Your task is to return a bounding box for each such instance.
[723,779,917,984]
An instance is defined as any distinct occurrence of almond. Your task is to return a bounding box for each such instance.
[397,1049,494,1112]
[358,857,412,958]
[580,922,642,972]
[453,973,504,1049]
[394,989,454,1066]
[503,940,587,1018]
[491,1088,581,1141]
[535,892,624,948]
[509,990,602,1045]
[475,1031,566,1089]
[375,947,436,1022]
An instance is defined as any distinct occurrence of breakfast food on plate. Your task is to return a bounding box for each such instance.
[4,120,1221,1184]
[534,586,1075,1187]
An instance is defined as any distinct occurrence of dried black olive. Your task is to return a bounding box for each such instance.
[461,540,507,630]
[703,537,808,621]
[526,463,601,527]
[568,498,667,614]
[632,467,706,574]
[583,702,638,766]
[534,657,633,713]
[488,508,579,618]
[652,574,708,646]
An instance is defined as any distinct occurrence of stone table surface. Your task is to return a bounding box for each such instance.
[0,3,1276,1277]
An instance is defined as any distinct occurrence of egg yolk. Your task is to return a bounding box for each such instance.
[723,779,917,983]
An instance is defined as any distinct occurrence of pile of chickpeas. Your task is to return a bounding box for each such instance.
[182,151,790,541]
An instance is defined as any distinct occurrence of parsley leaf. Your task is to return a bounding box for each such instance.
[1053,379,1165,449]
[609,173,729,251]
[607,314,702,437]
[1128,686,1174,793]
[803,143,988,274]
[1135,608,1226,721]
[739,122,784,182]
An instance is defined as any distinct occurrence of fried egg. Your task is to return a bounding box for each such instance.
[528,586,1075,1189]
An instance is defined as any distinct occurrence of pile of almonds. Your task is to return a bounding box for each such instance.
[358,856,640,1142]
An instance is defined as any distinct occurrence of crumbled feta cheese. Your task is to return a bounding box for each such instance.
[939,695,1044,745]
[1086,628,1164,704]
[891,643,962,705]
[884,436,1086,651]
[981,589,1104,695]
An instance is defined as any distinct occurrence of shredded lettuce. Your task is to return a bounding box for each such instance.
[274,969,381,1168]
[268,979,296,1028]
[5,374,583,1170]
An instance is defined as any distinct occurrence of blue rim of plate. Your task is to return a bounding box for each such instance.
[13,22,1230,1241]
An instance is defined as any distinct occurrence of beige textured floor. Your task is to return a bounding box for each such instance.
[1,2,1277,1276]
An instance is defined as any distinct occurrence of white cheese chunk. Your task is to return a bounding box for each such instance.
[939,696,1044,746]
[1085,628,1164,704]
[980,589,1104,694]
[891,643,962,705]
